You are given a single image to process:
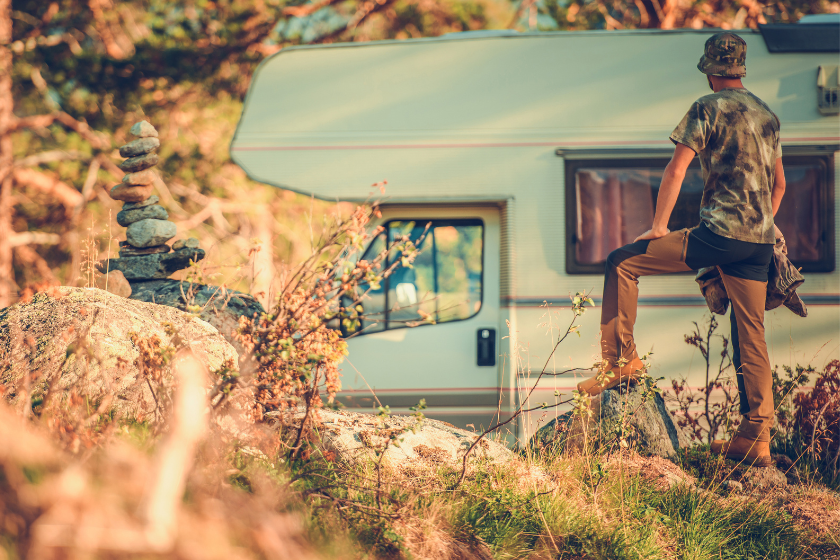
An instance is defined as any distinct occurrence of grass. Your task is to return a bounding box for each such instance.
[3,397,837,559]
[269,439,834,560]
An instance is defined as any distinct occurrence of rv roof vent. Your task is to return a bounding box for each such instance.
[758,22,839,53]
[818,65,839,115]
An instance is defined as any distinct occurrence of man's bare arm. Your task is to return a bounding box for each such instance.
[771,157,786,216]
[634,143,696,242]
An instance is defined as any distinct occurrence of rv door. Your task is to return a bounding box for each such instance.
[338,205,502,431]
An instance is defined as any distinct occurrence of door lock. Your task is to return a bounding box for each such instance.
[477,329,496,367]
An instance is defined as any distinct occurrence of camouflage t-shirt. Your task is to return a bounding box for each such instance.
[670,88,781,244]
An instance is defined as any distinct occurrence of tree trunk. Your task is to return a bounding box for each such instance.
[0,0,14,308]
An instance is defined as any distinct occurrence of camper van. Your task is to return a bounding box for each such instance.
[232,23,840,440]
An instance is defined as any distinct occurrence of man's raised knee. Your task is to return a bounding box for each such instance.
[605,241,649,274]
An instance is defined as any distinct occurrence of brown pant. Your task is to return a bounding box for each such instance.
[601,227,773,442]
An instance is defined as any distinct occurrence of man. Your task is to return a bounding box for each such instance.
[576,32,786,467]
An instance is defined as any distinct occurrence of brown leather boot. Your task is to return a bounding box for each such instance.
[710,435,773,467]
[576,357,645,396]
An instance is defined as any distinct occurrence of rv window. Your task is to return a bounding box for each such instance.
[351,219,484,334]
[566,154,834,274]
[773,156,834,271]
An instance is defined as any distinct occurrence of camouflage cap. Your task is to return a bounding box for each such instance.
[697,32,747,78]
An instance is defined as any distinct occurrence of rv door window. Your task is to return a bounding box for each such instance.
[351,219,484,334]
[566,155,834,273]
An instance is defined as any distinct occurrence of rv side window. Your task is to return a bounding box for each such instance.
[350,219,484,334]
[773,155,834,272]
[566,154,834,274]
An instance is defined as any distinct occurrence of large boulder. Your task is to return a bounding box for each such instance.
[127,279,264,356]
[0,287,238,419]
[290,408,515,474]
[531,381,691,460]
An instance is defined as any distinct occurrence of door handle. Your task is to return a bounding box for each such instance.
[477,329,496,367]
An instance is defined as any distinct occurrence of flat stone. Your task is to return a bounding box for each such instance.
[126,219,177,248]
[130,120,158,138]
[119,153,159,173]
[127,279,265,356]
[736,465,788,491]
[172,237,200,250]
[291,408,515,472]
[110,183,154,203]
[122,170,156,186]
[119,244,171,257]
[122,195,159,211]
[97,247,206,280]
[119,137,160,158]
[93,270,132,298]
[117,204,168,227]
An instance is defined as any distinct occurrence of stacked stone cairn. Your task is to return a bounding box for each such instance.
[97,121,205,282]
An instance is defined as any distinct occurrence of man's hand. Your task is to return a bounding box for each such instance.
[634,227,671,242]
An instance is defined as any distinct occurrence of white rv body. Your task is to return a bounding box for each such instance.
[232,29,840,440]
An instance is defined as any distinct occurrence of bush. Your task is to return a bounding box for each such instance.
[773,360,840,488]
[668,314,740,444]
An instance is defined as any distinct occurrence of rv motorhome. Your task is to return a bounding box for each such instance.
[232,24,840,440]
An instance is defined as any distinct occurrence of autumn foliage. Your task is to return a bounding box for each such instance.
[236,202,424,447]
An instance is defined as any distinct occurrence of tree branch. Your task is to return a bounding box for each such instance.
[507,0,537,29]
[311,0,396,44]
[87,0,134,59]
[12,167,84,209]
[283,0,345,18]
[9,231,61,247]
[5,112,110,149]
[14,149,87,168]
[13,243,56,282]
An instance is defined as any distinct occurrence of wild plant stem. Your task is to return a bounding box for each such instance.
[451,306,584,490]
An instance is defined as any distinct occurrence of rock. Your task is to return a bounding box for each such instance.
[109,183,154,203]
[737,465,788,490]
[93,270,132,298]
[772,453,795,471]
[172,237,200,250]
[612,451,696,490]
[117,204,168,227]
[119,244,171,257]
[122,170,156,186]
[119,137,160,158]
[721,479,744,492]
[130,120,158,138]
[97,247,206,280]
[531,381,690,460]
[119,153,159,173]
[286,408,514,473]
[127,279,264,355]
[123,195,159,211]
[126,219,177,248]
[0,287,237,420]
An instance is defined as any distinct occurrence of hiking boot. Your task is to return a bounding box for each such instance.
[576,357,645,397]
[710,435,773,467]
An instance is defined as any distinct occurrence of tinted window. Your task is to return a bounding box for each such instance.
[566,154,834,273]
[574,166,704,265]
[352,219,483,334]
[773,158,832,268]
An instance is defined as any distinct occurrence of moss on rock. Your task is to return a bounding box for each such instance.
[0,287,238,419]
